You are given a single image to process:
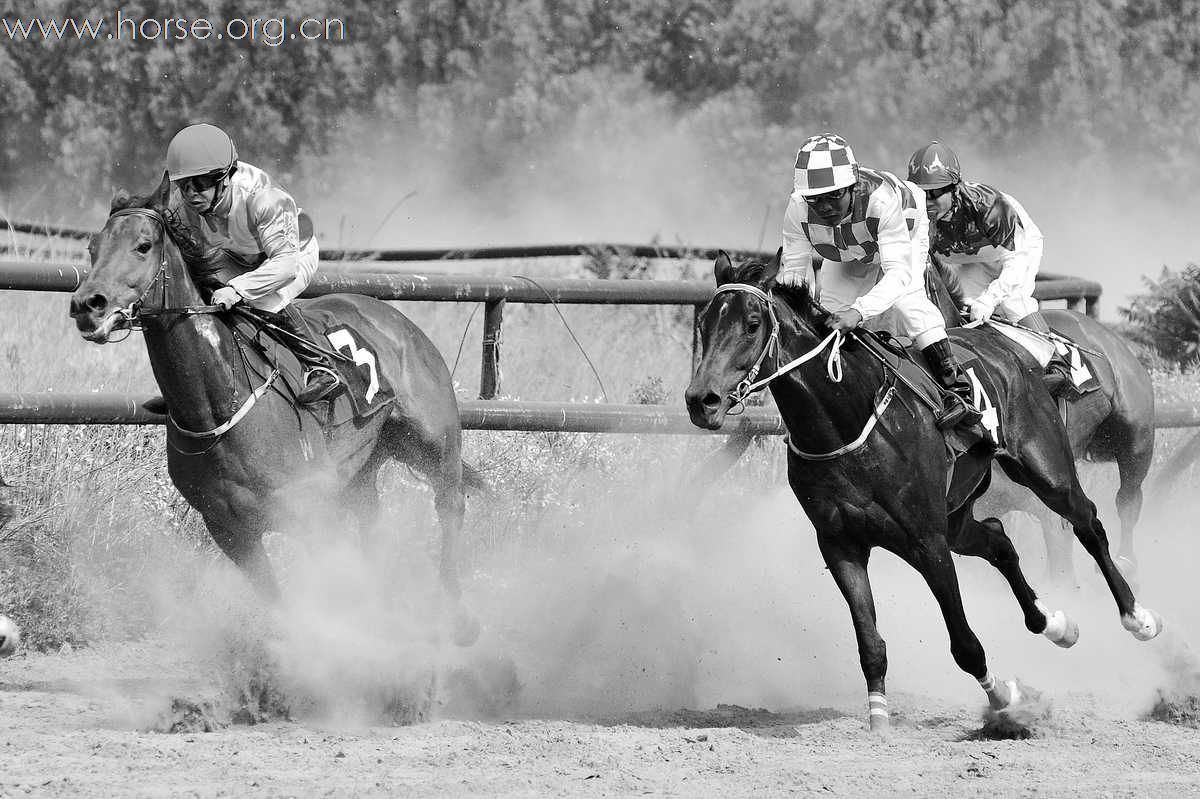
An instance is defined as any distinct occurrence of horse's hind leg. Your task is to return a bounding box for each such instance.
[999,450,1163,641]
[207,520,281,602]
[948,503,1079,648]
[384,418,478,646]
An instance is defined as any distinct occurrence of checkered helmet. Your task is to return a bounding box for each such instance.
[907,141,961,189]
[793,134,858,196]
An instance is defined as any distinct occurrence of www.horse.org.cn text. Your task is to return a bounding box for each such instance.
[1,14,346,46]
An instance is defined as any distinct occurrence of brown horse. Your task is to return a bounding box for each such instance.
[926,263,1155,583]
[685,250,1163,733]
[69,174,479,644]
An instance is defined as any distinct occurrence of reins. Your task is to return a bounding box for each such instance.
[103,205,281,446]
[710,282,905,460]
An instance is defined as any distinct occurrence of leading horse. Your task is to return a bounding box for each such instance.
[70,174,479,644]
[685,250,1162,733]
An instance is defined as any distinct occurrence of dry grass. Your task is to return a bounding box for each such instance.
[1,248,1198,652]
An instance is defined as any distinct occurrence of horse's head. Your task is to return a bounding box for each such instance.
[686,247,820,429]
[70,172,177,343]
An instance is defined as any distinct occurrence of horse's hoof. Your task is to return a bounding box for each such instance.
[1042,610,1080,649]
[868,716,892,739]
[1122,604,1164,641]
[987,679,1023,711]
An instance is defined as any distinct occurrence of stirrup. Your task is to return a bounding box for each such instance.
[296,367,342,404]
[936,394,982,430]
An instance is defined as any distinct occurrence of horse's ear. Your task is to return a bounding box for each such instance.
[714,250,736,286]
[109,188,132,213]
[761,247,783,287]
[149,170,171,209]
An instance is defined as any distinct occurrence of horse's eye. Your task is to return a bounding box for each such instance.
[135,241,152,255]
[746,319,761,334]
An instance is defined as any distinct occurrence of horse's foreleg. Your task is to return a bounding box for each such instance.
[904,532,1019,710]
[816,535,889,734]
[207,520,281,602]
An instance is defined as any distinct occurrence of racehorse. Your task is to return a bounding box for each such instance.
[684,249,1162,732]
[925,263,1155,582]
[69,173,480,644]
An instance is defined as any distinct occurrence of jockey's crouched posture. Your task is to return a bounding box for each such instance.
[165,123,341,405]
[777,134,982,430]
[907,141,1070,392]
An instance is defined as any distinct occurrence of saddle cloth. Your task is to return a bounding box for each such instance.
[233,307,396,424]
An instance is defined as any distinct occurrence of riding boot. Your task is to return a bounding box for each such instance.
[1018,311,1072,396]
[268,305,343,404]
[920,339,984,430]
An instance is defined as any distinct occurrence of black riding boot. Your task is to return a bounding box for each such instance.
[268,305,342,404]
[1017,311,1072,396]
[921,339,984,430]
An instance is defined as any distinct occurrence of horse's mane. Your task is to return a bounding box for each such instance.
[729,257,824,327]
[109,191,207,268]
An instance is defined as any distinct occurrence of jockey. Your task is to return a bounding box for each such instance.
[165,123,341,404]
[907,141,1070,390]
[777,133,982,430]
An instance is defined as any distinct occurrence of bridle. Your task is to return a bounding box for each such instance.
[709,283,846,410]
[105,207,222,324]
[706,282,897,461]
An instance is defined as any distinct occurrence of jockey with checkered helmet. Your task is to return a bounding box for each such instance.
[165,123,340,404]
[777,133,981,429]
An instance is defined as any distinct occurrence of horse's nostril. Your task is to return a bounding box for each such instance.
[84,293,108,313]
[701,392,722,409]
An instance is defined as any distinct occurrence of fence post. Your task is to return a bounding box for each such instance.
[1085,295,1100,318]
[480,299,505,399]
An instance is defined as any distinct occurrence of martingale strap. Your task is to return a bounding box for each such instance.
[786,380,898,461]
[168,368,281,440]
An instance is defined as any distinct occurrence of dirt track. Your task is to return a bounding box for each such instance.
[2,642,1199,798]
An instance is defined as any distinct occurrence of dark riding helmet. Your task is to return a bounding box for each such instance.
[907,141,961,190]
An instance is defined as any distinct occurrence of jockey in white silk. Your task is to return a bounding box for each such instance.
[777,133,981,430]
[164,123,339,404]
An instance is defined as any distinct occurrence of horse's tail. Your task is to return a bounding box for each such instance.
[462,461,492,498]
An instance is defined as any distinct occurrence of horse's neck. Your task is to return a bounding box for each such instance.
[770,305,882,448]
[141,251,247,431]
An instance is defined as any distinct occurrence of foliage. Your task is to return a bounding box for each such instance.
[5,1,1200,216]
[1121,264,1200,368]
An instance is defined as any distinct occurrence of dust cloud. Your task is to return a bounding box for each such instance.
[297,94,1197,320]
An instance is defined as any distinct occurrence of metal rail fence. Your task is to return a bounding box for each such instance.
[0,234,1136,433]
[0,258,1103,400]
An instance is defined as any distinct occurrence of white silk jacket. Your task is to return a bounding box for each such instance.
[170,162,318,312]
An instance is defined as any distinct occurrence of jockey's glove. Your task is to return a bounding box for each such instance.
[966,298,995,323]
[211,286,243,310]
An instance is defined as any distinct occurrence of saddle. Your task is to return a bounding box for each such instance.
[857,330,1004,452]
[233,305,396,424]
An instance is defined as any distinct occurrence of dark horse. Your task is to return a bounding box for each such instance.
[70,174,479,644]
[684,250,1163,733]
[926,265,1155,583]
